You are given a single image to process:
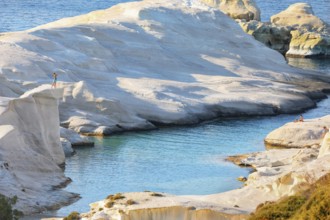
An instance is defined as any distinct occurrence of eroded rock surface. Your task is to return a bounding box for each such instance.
[0,85,78,214]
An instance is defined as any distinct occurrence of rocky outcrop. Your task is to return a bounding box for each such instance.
[60,127,94,147]
[201,0,260,21]
[270,3,328,33]
[286,30,330,57]
[0,85,78,214]
[238,3,330,57]
[237,20,292,55]
[264,115,330,148]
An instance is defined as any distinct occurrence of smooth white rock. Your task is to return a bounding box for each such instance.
[61,138,75,157]
[0,0,329,134]
[319,132,330,157]
[0,86,78,214]
[60,127,94,146]
[265,115,330,148]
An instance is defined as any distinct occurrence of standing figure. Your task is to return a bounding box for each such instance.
[51,72,57,88]
[322,126,329,138]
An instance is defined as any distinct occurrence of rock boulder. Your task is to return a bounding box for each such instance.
[202,0,260,21]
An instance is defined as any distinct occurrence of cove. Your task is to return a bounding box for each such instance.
[53,93,330,217]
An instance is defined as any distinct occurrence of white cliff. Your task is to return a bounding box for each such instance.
[0,0,329,135]
[0,85,78,214]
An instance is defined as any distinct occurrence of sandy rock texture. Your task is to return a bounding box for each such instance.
[0,85,78,214]
[0,0,330,135]
[201,0,260,21]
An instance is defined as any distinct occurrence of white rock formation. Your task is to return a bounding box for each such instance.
[60,127,94,147]
[0,85,78,214]
[271,3,328,32]
[201,0,260,21]
[264,115,330,148]
[0,0,329,135]
[319,132,330,157]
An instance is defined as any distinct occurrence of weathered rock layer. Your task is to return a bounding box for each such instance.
[0,86,78,214]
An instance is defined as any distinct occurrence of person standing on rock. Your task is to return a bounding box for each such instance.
[51,72,57,88]
[321,126,329,138]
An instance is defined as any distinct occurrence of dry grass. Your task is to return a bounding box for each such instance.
[249,173,330,220]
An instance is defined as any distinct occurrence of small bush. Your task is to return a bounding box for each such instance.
[107,193,125,201]
[150,192,163,197]
[249,196,306,220]
[63,211,80,220]
[105,201,114,208]
[0,194,23,220]
[126,199,136,205]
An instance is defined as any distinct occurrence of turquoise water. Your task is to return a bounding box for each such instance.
[53,93,330,216]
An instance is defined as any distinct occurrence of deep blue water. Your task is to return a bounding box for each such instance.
[1,0,330,218]
[0,0,329,33]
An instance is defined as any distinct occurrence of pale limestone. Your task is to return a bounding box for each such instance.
[271,3,327,32]
[0,0,329,135]
[0,85,78,214]
[264,115,330,148]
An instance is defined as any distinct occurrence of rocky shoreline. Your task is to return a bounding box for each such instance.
[74,115,330,220]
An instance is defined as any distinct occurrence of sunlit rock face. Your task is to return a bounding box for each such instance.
[0,0,329,135]
[264,115,330,148]
[270,3,330,57]
[201,0,260,21]
[0,86,78,214]
[237,3,330,57]
[270,3,327,33]
[286,30,330,58]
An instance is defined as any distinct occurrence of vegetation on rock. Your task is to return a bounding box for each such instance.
[249,173,330,220]
[63,211,80,220]
[0,194,23,220]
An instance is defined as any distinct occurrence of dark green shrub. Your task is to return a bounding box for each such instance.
[150,192,163,197]
[0,194,23,220]
[126,199,136,205]
[63,211,80,220]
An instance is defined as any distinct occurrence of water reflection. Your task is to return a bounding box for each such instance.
[287,57,330,74]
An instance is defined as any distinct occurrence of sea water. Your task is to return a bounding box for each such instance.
[1,0,330,218]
